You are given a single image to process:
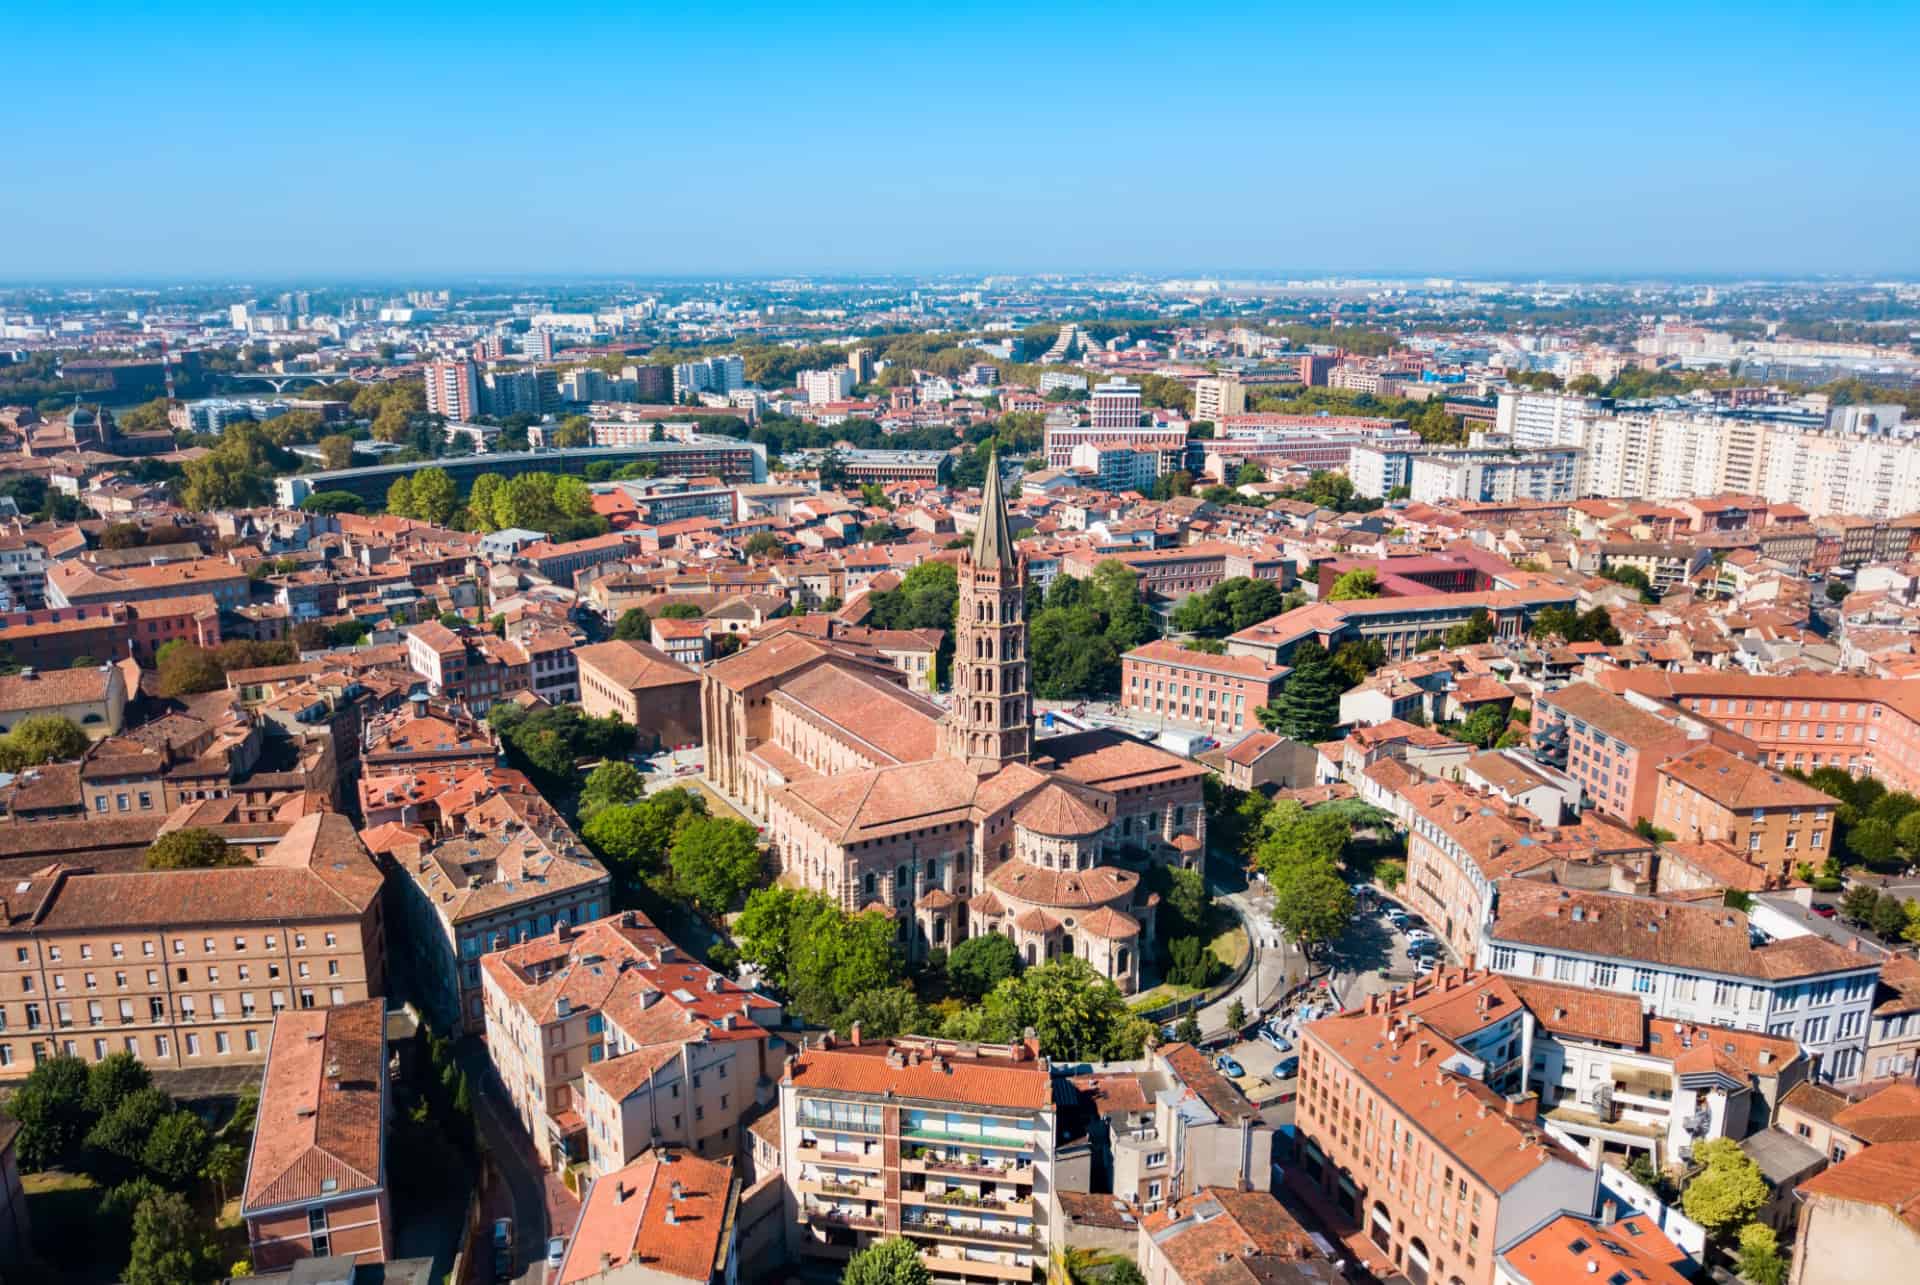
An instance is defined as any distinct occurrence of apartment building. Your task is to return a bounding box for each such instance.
[575,640,702,749]
[779,1032,1055,1284]
[425,358,481,420]
[552,1149,741,1285]
[1043,424,1185,471]
[0,813,385,1077]
[1510,977,1805,1171]
[384,780,611,1031]
[1532,682,1757,826]
[1294,974,1600,1285]
[1486,883,1881,1082]
[46,556,252,610]
[0,664,127,738]
[1495,391,1609,450]
[800,368,855,405]
[1119,639,1289,736]
[1400,779,1650,964]
[1192,375,1246,423]
[1090,380,1142,429]
[1228,588,1577,667]
[480,913,783,1173]
[1408,447,1581,505]
[1069,1041,1271,1213]
[1651,745,1834,882]
[0,596,223,667]
[241,1000,393,1270]
[1601,671,1920,795]
[1789,1138,1920,1285]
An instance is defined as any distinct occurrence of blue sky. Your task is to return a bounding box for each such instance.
[6,2,1918,279]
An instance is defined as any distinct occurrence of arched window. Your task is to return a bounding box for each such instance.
[925,859,937,881]
[864,871,877,898]
[1062,934,1075,957]
[1023,942,1036,965]
[1116,947,1130,974]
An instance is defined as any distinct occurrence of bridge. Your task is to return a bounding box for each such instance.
[224,371,377,394]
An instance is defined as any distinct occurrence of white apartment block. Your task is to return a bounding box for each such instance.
[1495,391,1607,449]
[800,367,856,405]
[1090,379,1142,429]
[1408,447,1580,504]
[1193,375,1246,423]
[1485,884,1880,1083]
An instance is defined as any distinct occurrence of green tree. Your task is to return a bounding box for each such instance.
[317,433,356,469]
[982,956,1148,1062]
[1327,568,1381,601]
[612,607,652,640]
[141,1109,211,1186]
[7,1053,95,1170]
[1848,817,1901,869]
[833,987,927,1040]
[466,473,503,531]
[1734,1222,1786,1285]
[1444,609,1495,647]
[844,1236,931,1285]
[734,887,904,1024]
[84,1051,153,1116]
[1257,641,1341,743]
[203,1140,246,1205]
[1453,703,1510,749]
[299,488,364,515]
[146,828,246,870]
[85,1086,174,1179]
[578,760,646,818]
[408,467,458,524]
[385,474,414,517]
[1268,860,1355,955]
[1329,640,1385,687]
[1174,1011,1203,1043]
[659,602,704,620]
[667,816,764,914]
[947,933,1021,1000]
[743,531,783,558]
[551,414,592,448]
[1227,998,1247,1029]
[0,714,89,769]
[124,1189,217,1285]
[1870,890,1909,940]
[1680,1138,1769,1236]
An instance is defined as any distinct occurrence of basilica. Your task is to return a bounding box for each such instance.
[699,458,1206,993]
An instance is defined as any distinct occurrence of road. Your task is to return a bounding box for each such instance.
[460,1040,552,1284]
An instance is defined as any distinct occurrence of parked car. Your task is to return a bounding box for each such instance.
[493,1219,514,1250]
[1214,1054,1246,1079]
[1406,928,1436,945]
[1384,908,1409,928]
[1811,903,1837,919]
[547,1237,567,1271]
[1414,955,1439,976]
[1259,1026,1294,1052]
[1406,939,1439,959]
[1274,1056,1300,1079]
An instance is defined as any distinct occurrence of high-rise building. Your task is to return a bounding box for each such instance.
[1090,379,1142,429]
[846,347,874,383]
[1495,390,1609,449]
[779,1032,1056,1283]
[1193,374,1245,423]
[425,358,480,420]
[799,367,856,406]
[521,328,554,361]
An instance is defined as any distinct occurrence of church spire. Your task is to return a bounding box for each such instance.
[972,450,1015,569]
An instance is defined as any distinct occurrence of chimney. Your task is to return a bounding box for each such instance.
[849,1021,862,1047]
[599,1253,612,1273]
[555,919,572,941]
[665,1204,678,1225]
[1505,1094,1539,1122]
[1368,993,1382,1016]
[1414,1040,1433,1067]
[1602,1199,1618,1223]
[671,1180,684,1200]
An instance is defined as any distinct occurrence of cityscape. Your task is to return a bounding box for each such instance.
[4,8,1920,1285]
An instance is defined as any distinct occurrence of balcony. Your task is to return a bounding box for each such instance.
[901,1150,1035,1183]
[799,1176,884,1202]
[903,1188,1034,1219]
[798,1138,884,1168]
[919,1250,1039,1283]
[901,1213,1033,1248]
[798,1112,882,1136]
[901,1123,1029,1149]
[801,1205,882,1232]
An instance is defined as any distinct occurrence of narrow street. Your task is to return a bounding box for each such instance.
[459,1040,553,1284]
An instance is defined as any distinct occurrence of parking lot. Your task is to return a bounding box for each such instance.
[1331,887,1451,1007]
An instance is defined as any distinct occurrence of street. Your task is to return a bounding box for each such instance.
[459,1041,553,1284]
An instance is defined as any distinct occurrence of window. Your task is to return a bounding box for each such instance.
[1632,969,1655,994]
[309,1208,330,1257]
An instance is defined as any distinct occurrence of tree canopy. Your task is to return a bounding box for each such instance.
[146,829,248,871]
[1256,641,1341,743]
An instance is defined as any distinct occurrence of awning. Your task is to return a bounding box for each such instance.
[1611,1064,1672,1095]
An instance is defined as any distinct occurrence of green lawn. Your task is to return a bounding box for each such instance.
[1129,981,1203,1013]
[1210,923,1249,969]
[23,1171,117,1283]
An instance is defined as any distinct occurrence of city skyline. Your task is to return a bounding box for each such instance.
[7,3,1919,278]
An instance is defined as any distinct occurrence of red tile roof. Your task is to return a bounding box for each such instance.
[242,1000,385,1214]
[560,1150,737,1285]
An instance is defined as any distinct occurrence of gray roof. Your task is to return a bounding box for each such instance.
[1741,1127,1826,1184]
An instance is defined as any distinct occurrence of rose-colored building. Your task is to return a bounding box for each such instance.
[241,1000,392,1270]
[1120,639,1290,737]
[1652,744,1834,882]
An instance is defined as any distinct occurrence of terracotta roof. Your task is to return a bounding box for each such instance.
[785,1038,1052,1111]
[1797,1140,1920,1233]
[1157,1042,1258,1124]
[1542,681,1689,749]
[0,665,117,713]
[1657,743,1830,811]
[1507,978,1645,1047]
[987,859,1138,911]
[241,1000,385,1214]
[574,639,699,691]
[1041,728,1207,794]
[1499,1212,1692,1285]
[559,1150,737,1285]
[1013,782,1110,837]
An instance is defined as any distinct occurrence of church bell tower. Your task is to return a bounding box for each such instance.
[940,452,1032,773]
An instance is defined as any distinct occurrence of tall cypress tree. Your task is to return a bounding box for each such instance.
[1260,640,1342,743]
